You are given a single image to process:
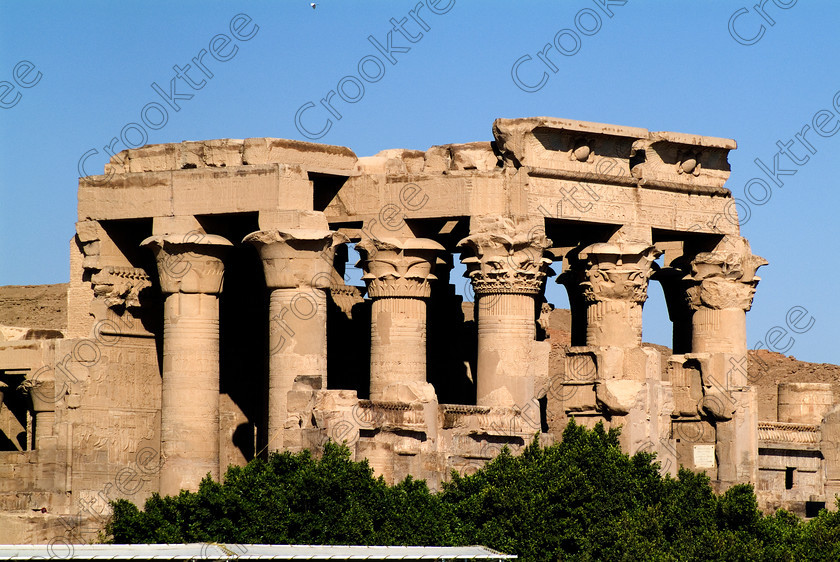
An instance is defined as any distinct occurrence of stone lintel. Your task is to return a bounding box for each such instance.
[78,164,314,222]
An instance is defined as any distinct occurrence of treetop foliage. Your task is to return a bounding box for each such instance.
[108,420,840,561]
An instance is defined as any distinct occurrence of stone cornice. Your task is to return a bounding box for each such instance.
[492,117,735,195]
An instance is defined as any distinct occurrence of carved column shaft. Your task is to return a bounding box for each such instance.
[244,228,345,451]
[560,242,663,451]
[692,308,746,353]
[475,293,536,407]
[357,237,443,401]
[684,240,766,487]
[370,297,427,395]
[688,277,758,355]
[142,234,230,496]
[267,287,328,439]
[161,291,220,489]
[458,219,552,408]
[586,300,642,347]
[685,246,766,371]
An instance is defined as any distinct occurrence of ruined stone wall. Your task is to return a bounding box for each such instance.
[750,350,840,421]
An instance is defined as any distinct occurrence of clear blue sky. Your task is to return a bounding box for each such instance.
[1,1,838,364]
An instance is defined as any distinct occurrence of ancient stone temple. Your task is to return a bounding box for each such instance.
[0,117,837,543]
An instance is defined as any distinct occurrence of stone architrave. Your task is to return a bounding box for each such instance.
[355,237,443,402]
[141,233,231,496]
[244,229,347,451]
[458,218,553,408]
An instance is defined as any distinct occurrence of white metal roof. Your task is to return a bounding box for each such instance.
[0,544,516,560]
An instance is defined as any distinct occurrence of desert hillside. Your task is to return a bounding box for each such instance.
[0,283,67,330]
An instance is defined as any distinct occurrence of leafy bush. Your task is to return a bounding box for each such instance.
[108,420,840,561]
[109,442,453,546]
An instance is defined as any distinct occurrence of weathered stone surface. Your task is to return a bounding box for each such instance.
[356,237,443,401]
[4,115,840,543]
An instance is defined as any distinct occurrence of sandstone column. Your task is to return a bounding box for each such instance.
[244,229,346,451]
[141,233,231,496]
[355,237,443,401]
[576,243,661,348]
[685,236,766,486]
[687,243,766,356]
[570,242,663,454]
[458,218,552,408]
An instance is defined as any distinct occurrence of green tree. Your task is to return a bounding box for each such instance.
[107,420,840,561]
[440,421,666,560]
[109,442,452,545]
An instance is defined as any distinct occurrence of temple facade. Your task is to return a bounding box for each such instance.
[1,117,837,543]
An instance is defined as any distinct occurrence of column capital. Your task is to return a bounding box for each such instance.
[576,243,661,304]
[356,237,444,298]
[243,229,348,290]
[141,233,231,294]
[457,222,553,296]
[685,245,767,311]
